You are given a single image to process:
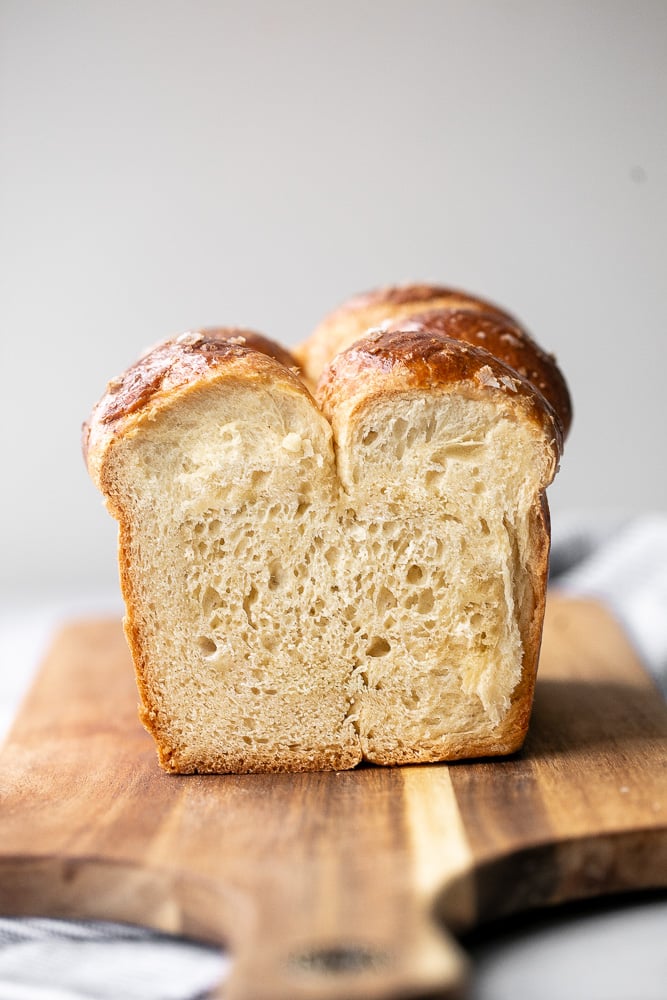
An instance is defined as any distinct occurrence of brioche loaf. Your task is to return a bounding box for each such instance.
[84,293,569,773]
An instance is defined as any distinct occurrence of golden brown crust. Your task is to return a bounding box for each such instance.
[295,283,519,384]
[153,743,362,775]
[322,282,516,324]
[297,284,571,442]
[317,325,564,462]
[388,309,572,438]
[496,491,552,755]
[198,327,300,372]
[83,329,307,493]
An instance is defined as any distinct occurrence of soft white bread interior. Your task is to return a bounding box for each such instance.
[315,327,560,765]
[84,307,567,773]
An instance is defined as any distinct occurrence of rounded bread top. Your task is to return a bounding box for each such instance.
[317,324,564,461]
[321,282,515,323]
[83,328,305,486]
[294,283,572,408]
[384,308,572,438]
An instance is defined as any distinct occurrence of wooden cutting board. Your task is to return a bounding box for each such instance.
[0,596,666,999]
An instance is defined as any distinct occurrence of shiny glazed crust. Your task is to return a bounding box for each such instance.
[84,297,567,773]
[296,283,571,439]
[295,283,515,384]
[83,328,305,494]
[385,310,572,438]
[317,325,563,457]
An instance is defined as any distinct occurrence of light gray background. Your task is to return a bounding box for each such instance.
[1,0,666,599]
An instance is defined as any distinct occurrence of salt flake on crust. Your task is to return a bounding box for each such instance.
[500,374,519,392]
[475,365,501,389]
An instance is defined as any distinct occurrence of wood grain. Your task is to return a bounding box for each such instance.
[0,597,665,999]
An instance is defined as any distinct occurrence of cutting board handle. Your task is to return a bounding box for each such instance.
[222,902,466,999]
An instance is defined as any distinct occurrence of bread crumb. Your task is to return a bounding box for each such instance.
[282,432,302,453]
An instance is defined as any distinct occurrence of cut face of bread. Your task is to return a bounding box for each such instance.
[334,393,547,749]
[317,330,557,766]
[85,323,562,773]
[107,374,361,772]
